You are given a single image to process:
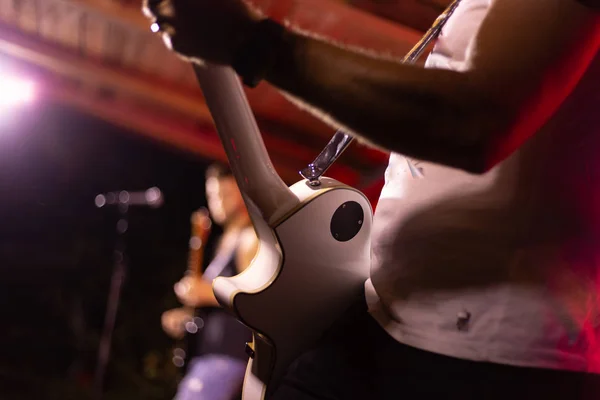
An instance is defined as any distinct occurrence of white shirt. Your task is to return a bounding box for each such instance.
[366,0,600,373]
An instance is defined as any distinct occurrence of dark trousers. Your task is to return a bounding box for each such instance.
[271,293,600,400]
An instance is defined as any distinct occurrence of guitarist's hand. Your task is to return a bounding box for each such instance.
[174,275,220,308]
[142,0,263,65]
[161,307,192,339]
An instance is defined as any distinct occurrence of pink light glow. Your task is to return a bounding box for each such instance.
[0,76,35,108]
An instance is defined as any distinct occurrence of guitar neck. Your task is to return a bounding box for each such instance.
[193,64,298,225]
[187,208,212,279]
[187,236,205,278]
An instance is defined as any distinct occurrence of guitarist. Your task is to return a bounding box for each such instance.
[162,163,258,400]
[146,0,600,399]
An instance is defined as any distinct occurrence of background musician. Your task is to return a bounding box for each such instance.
[162,163,258,400]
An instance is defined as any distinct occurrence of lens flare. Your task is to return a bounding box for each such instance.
[0,76,35,108]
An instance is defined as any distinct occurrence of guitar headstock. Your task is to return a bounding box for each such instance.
[191,207,212,242]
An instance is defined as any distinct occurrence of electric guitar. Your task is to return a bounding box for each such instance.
[195,66,372,399]
[172,208,212,371]
[192,3,460,398]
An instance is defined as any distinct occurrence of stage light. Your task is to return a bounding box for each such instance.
[0,75,35,108]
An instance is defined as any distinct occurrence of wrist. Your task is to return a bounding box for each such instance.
[264,29,304,91]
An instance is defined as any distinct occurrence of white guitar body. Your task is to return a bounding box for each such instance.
[214,177,372,399]
[194,64,372,399]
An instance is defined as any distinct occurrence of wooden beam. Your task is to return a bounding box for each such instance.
[256,0,423,55]
[348,0,449,33]
[1,2,389,185]
[44,79,313,183]
[46,83,360,184]
[59,0,427,139]
[0,22,363,178]
[68,0,424,55]
[0,19,333,152]
[0,21,213,121]
[57,0,148,31]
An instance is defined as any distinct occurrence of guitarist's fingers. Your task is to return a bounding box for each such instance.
[174,279,191,298]
[161,309,189,339]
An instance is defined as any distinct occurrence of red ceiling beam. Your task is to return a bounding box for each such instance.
[38,0,396,185]
[64,0,425,142]
[0,21,213,121]
[0,22,364,179]
[43,78,314,182]
[46,81,360,185]
[253,0,423,54]
[69,0,423,53]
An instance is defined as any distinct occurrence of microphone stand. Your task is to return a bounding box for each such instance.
[93,203,130,399]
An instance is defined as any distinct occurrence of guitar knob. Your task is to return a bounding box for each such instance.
[330,201,364,242]
[245,342,255,359]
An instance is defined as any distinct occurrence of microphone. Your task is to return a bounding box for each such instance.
[95,187,164,208]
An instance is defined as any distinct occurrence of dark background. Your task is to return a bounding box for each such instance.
[0,100,218,399]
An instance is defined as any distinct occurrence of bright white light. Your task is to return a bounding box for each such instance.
[0,76,35,108]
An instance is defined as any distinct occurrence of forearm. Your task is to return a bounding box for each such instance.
[265,32,505,173]
[262,0,600,173]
